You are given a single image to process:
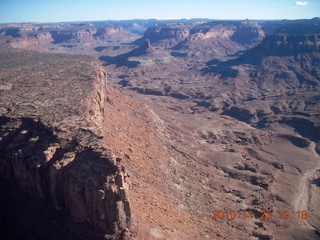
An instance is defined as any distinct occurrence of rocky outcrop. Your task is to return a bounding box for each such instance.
[231,21,265,46]
[137,39,157,54]
[0,48,134,239]
[260,34,319,53]
[35,31,54,43]
[3,25,133,49]
[49,26,131,44]
[8,36,44,51]
[128,39,167,58]
[173,21,265,56]
[0,117,132,238]
[8,32,53,50]
[50,28,97,44]
[257,19,320,54]
[94,26,128,40]
[138,25,190,48]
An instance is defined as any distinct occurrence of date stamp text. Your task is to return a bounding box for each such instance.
[212,210,309,220]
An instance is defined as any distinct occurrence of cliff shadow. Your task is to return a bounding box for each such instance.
[203,48,261,75]
[203,44,317,75]
[0,178,79,240]
[99,55,139,68]
[0,116,126,239]
[311,177,320,187]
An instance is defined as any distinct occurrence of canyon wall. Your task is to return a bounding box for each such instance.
[8,36,44,51]
[260,34,319,53]
[5,25,133,49]
[0,48,134,239]
[0,116,132,238]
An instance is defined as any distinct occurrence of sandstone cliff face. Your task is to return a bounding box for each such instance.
[127,21,266,58]
[5,25,133,50]
[50,28,97,44]
[0,117,132,237]
[8,36,44,51]
[259,34,319,53]
[49,27,132,44]
[35,31,54,43]
[174,24,241,56]
[94,26,128,40]
[142,25,190,48]
[231,21,265,46]
[0,48,134,239]
[7,31,53,51]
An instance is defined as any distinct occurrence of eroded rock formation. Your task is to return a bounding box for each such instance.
[0,117,131,231]
[0,48,134,239]
[260,34,319,53]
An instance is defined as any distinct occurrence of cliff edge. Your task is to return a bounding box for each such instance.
[0,48,134,239]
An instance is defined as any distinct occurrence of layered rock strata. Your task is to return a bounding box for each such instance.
[260,34,319,53]
[0,48,133,239]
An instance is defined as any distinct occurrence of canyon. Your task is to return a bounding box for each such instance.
[0,18,320,240]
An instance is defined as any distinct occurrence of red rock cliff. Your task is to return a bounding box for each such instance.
[0,48,134,239]
[259,34,319,53]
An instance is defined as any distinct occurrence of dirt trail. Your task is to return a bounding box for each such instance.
[293,142,320,229]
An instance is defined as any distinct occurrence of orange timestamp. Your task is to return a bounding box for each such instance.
[212,209,308,220]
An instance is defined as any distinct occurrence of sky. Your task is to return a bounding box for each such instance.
[0,0,319,24]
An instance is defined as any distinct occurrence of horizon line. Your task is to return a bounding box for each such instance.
[0,17,319,25]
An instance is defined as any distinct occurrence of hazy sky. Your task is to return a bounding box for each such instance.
[0,0,319,23]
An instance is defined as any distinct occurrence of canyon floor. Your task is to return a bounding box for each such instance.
[102,53,320,240]
[0,19,320,240]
